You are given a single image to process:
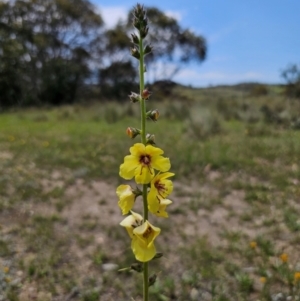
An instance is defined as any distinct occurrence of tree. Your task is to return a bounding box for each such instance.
[0,0,104,107]
[98,6,207,99]
[281,63,300,98]
[0,1,26,106]
[126,6,207,81]
[99,61,138,99]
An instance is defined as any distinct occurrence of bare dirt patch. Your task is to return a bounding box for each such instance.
[1,168,300,300]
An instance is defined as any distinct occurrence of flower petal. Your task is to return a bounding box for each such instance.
[156,172,175,181]
[120,211,143,238]
[153,199,172,218]
[116,184,131,197]
[133,221,161,248]
[145,144,164,156]
[147,188,160,213]
[151,156,170,172]
[119,155,138,180]
[130,143,145,156]
[117,186,135,215]
[134,165,154,184]
[131,237,156,262]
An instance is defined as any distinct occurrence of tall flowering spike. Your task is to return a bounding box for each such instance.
[132,4,148,38]
[117,4,175,299]
[119,143,170,184]
[148,172,174,213]
[131,220,161,262]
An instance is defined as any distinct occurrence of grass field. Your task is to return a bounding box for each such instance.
[1,84,300,301]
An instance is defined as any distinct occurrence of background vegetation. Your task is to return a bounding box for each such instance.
[0,0,206,107]
[1,83,300,300]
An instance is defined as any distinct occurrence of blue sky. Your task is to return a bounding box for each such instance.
[92,0,300,87]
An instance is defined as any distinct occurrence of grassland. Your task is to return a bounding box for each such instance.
[1,84,300,301]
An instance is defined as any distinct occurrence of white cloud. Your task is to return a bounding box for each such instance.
[97,6,128,28]
[165,10,183,21]
[174,69,265,87]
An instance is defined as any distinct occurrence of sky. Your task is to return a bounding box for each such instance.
[92,0,300,87]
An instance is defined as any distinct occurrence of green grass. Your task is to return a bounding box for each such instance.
[1,85,300,300]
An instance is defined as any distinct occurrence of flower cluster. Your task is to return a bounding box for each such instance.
[115,4,174,264]
[117,143,174,262]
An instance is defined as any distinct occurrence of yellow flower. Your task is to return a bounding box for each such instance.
[8,135,15,142]
[119,143,170,184]
[152,199,172,218]
[116,185,136,215]
[120,211,143,239]
[148,172,174,213]
[3,267,9,273]
[131,220,161,262]
[260,277,267,284]
[280,253,288,263]
[42,141,49,147]
[294,272,300,283]
[249,241,257,249]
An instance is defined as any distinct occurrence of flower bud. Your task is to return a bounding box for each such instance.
[126,127,141,139]
[129,92,140,103]
[144,44,153,56]
[132,186,142,196]
[146,133,155,145]
[153,252,163,259]
[146,109,159,122]
[140,26,149,39]
[133,5,148,30]
[133,17,141,30]
[132,4,149,38]
[131,47,140,59]
[131,263,143,273]
[148,273,157,287]
[131,33,139,45]
[142,89,151,100]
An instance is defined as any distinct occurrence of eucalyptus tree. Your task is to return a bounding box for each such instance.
[0,0,104,106]
[281,63,300,98]
[125,6,207,81]
[98,23,139,99]
[98,6,207,99]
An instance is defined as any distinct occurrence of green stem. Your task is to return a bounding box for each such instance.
[139,33,149,301]
[142,184,148,299]
[139,41,146,145]
[143,260,149,301]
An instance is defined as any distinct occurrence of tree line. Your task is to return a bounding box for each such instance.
[0,0,207,107]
